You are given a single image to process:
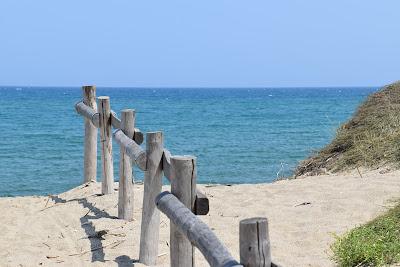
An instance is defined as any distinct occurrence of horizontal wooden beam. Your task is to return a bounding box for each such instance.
[162,149,209,215]
[76,102,144,145]
[111,110,144,145]
[113,129,147,171]
[156,192,241,267]
[75,101,100,128]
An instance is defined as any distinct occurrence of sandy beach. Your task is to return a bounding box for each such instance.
[1,169,399,267]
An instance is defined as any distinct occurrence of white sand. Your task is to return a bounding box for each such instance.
[1,169,399,267]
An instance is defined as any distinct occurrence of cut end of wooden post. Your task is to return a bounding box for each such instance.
[134,129,144,145]
[112,128,121,137]
[98,96,110,101]
[240,217,268,225]
[121,108,135,113]
[146,131,163,143]
[121,109,135,138]
[194,191,209,215]
[82,85,96,89]
[170,155,196,174]
[82,85,96,96]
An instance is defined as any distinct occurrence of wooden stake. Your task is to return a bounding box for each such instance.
[170,156,196,267]
[240,217,272,267]
[118,109,135,221]
[82,86,97,183]
[162,149,209,215]
[139,132,163,265]
[98,96,114,195]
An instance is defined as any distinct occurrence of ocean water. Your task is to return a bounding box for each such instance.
[0,87,377,196]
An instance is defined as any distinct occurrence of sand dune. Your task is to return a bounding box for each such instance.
[1,169,399,267]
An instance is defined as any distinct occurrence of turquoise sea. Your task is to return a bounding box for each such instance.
[0,87,377,196]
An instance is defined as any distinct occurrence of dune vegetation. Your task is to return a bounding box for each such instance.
[331,201,400,266]
[295,81,400,176]
[294,81,400,266]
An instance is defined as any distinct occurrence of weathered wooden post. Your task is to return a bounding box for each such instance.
[170,155,197,267]
[118,109,135,220]
[98,96,114,195]
[239,217,272,267]
[139,131,163,265]
[82,85,97,183]
[162,149,209,215]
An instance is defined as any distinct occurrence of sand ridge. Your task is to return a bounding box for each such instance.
[1,169,399,267]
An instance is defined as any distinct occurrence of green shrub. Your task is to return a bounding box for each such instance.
[331,203,400,266]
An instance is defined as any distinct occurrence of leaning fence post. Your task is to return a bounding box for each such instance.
[139,131,163,265]
[82,85,97,183]
[98,96,114,195]
[118,109,135,220]
[170,155,197,267]
[239,217,272,267]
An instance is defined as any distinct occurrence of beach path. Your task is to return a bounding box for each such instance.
[0,169,399,267]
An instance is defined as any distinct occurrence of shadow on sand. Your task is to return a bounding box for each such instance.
[50,195,138,266]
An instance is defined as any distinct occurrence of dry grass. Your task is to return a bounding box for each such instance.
[295,81,400,176]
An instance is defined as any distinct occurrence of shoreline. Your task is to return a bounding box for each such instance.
[1,169,399,266]
[0,168,378,199]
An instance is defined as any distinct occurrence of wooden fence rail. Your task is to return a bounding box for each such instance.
[74,85,281,267]
[75,100,100,128]
[114,129,147,170]
[75,101,144,144]
[156,191,241,267]
[111,111,144,144]
[157,192,282,267]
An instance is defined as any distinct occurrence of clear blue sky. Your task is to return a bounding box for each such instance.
[1,1,399,87]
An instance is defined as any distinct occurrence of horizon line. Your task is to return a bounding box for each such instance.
[0,84,382,89]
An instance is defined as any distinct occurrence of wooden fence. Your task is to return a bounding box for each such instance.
[75,85,280,267]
